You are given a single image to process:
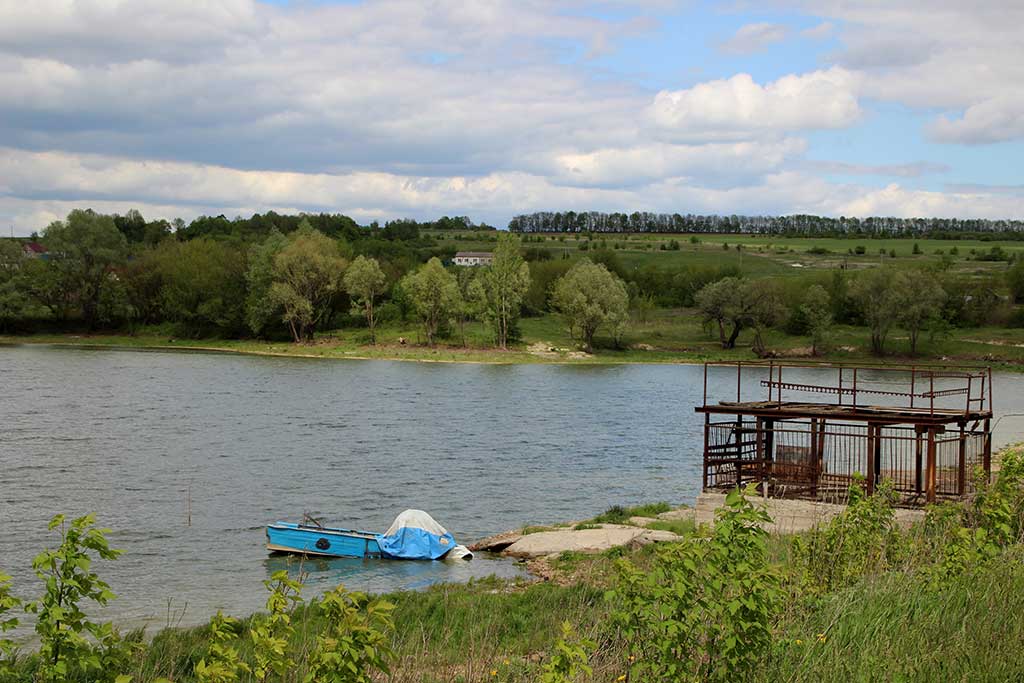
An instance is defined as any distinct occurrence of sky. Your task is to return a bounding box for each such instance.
[1,0,1023,235]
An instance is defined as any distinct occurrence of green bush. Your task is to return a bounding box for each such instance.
[609,486,782,682]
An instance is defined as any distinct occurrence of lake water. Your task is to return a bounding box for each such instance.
[2,345,1023,635]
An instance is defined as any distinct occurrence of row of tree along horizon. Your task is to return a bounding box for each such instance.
[12,209,1024,246]
[3,208,1024,354]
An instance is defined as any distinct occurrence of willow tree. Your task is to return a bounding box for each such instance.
[551,258,629,352]
[270,225,347,342]
[475,234,530,349]
[42,209,128,329]
[344,255,388,344]
[401,257,461,345]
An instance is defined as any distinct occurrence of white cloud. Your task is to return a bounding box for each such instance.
[1,148,1020,237]
[928,95,1024,144]
[648,68,862,140]
[800,22,834,40]
[719,23,788,55]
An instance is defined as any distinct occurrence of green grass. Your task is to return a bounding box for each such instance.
[768,553,1024,682]
[589,502,672,524]
[6,308,1024,371]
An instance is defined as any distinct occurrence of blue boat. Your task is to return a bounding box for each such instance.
[266,522,383,558]
[265,510,472,561]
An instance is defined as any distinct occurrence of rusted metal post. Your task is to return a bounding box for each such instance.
[914,426,924,495]
[756,417,765,494]
[958,424,966,496]
[703,363,708,408]
[874,424,883,491]
[983,417,992,483]
[702,413,710,490]
[910,367,915,408]
[853,367,858,408]
[929,372,934,416]
[866,423,876,495]
[810,418,820,498]
[778,364,783,405]
[966,376,972,417]
[767,362,773,401]
[737,362,742,402]
[926,427,937,503]
[988,367,993,413]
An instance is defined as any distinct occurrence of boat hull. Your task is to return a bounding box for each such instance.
[266,522,383,559]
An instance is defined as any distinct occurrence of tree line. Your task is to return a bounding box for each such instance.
[508,211,1024,238]
[0,209,634,352]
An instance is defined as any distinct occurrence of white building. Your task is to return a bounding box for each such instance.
[453,251,494,267]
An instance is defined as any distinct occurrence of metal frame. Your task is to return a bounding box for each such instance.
[697,361,994,505]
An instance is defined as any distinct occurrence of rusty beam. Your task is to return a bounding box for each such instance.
[926,428,937,503]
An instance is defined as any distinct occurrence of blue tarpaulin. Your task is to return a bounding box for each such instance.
[375,509,461,560]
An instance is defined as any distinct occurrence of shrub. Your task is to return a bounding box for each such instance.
[609,486,782,682]
[792,481,905,594]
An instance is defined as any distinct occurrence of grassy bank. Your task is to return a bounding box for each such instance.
[5,446,1024,682]
[4,307,1024,370]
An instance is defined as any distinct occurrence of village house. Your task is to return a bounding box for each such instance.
[453,251,493,267]
[21,242,47,259]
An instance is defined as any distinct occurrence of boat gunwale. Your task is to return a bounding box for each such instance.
[268,522,380,540]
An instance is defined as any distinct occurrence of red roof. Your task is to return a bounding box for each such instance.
[23,242,46,253]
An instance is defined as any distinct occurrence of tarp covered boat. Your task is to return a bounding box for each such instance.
[266,509,472,561]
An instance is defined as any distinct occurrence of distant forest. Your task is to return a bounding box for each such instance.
[508,212,1024,238]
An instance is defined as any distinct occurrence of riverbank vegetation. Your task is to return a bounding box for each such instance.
[2,446,1023,682]
[3,209,1024,368]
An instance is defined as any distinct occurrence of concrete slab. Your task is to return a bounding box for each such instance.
[694,492,925,535]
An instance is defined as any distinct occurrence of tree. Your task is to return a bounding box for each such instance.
[551,258,629,352]
[694,277,785,352]
[269,225,348,342]
[1008,260,1024,303]
[344,255,388,344]
[400,257,462,345]
[245,229,288,336]
[894,270,946,355]
[42,209,128,329]
[849,268,901,355]
[475,234,530,349]
[151,238,247,337]
[0,240,28,331]
[800,285,833,356]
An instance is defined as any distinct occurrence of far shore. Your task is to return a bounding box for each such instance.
[3,331,1024,372]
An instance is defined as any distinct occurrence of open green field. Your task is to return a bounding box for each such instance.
[427,230,1021,279]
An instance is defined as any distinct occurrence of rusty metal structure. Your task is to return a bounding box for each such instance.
[696,361,993,505]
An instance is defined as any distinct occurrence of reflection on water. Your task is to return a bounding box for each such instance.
[2,345,1023,636]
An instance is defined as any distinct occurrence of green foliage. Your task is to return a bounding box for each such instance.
[695,277,786,353]
[245,229,288,336]
[42,209,129,328]
[799,284,833,355]
[400,257,462,345]
[893,269,946,354]
[250,570,304,682]
[539,622,593,683]
[792,481,905,595]
[304,584,395,683]
[849,267,900,354]
[591,502,670,524]
[25,513,135,683]
[194,612,250,683]
[474,234,531,349]
[270,225,348,342]
[0,572,20,675]
[609,485,782,682]
[343,256,388,344]
[551,258,629,352]
[143,238,248,337]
